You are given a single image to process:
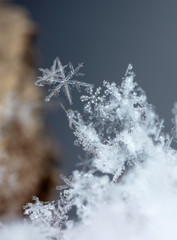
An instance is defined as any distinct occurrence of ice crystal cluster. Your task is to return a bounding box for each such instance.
[1,58,177,240]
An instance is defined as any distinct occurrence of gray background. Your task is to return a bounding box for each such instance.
[14,0,177,174]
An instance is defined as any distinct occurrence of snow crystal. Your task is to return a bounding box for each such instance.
[21,59,177,240]
[36,57,93,104]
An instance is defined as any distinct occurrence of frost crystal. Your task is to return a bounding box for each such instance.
[20,59,177,240]
[35,57,93,104]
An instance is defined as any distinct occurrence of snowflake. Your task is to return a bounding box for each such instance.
[81,87,103,113]
[35,57,93,104]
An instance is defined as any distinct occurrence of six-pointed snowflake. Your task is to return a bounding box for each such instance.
[35,57,93,104]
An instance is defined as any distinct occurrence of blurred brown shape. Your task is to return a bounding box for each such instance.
[0,2,60,221]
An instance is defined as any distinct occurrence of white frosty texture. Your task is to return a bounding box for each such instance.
[22,62,177,240]
[0,223,46,240]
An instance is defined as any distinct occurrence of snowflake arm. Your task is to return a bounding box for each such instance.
[64,83,73,105]
[70,80,93,88]
[45,82,65,102]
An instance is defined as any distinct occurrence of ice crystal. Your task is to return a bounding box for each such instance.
[15,59,177,240]
[35,57,93,104]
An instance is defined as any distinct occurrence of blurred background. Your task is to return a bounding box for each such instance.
[0,0,177,220]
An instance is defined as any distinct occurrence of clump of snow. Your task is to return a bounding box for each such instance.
[2,59,177,240]
[0,223,46,240]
